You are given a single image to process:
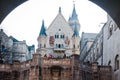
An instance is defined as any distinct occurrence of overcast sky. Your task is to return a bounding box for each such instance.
[0,0,107,48]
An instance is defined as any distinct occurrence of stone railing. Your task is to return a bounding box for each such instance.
[0,64,12,71]
[0,60,35,71]
[42,58,71,66]
[99,66,111,72]
[0,54,41,71]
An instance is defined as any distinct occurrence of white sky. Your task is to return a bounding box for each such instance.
[0,0,107,48]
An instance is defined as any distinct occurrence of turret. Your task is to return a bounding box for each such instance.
[39,20,46,36]
[70,4,80,55]
[37,20,47,57]
[68,3,80,32]
[37,20,47,48]
[72,27,80,55]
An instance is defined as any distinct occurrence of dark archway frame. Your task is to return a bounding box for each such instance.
[90,0,120,28]
[0,0,27,24]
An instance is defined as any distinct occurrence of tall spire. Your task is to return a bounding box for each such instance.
[72,2,78,20]
[39,20,46,36]
[59,7,61,14]
[68,2,80,32]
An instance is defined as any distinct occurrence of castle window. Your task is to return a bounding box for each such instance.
[55,35,57,38]
[56,44,58,48]
[109,26,113,35]
[115,55,119,71]
[73,44,75,48]
[108,21,113,39]
[62,44,64,48]
[60,35,63,39]
[58,44,61,48]
[60,35,62,38]
[108,60,111,66]
[57,35,59,38]
[63,35,64,38]
[55,34,59,38]
[60,34,65,39]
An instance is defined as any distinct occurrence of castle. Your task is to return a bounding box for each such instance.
[0,4,112,80]
[36,4,80,80]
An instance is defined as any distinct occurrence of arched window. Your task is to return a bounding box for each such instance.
[108,21,113,39]
[56,44,58,48]
[73,44,75,48]
[55,35,56,38]
[108,60,111,66]
[110,21,113,35]
[58,44,61,48]
[60,34,65,39]
[63,35,64,38]
[57,35,59,38]
[115,55,119,71]
[60,35,62,38]
[55,34,59,38]
[62,44,64,48]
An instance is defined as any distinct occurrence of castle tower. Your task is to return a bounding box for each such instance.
[68,3,80,32]
[72,24,80,54]
[37,20,47,57]
[69,3,80,55]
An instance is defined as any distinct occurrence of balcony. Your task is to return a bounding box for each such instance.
[54,48,65,51]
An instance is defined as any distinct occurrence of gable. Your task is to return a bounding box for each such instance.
[46,13,73,37]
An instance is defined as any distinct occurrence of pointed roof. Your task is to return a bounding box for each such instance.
[28,45,35,51]
[73,23,79,36]
[72,4,78,20]
[39,20,46,36]
[68,3,80,32]
[10,36,19,42]
[46,7,73,36]
[68,16,72,21]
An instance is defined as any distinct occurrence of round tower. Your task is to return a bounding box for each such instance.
[72,25,80,55]
[69,3,80,55]
[37,20,47,57]
[68,3,80,32]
